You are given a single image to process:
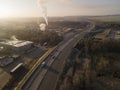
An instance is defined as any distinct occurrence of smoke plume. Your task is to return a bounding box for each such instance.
[38,0,48,30]
[39,23,46,31]
[11,35,18,41]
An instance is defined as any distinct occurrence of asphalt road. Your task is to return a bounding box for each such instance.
[22,23,95,90]
[37,32,89,90]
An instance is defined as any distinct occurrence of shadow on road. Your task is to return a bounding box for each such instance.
[44,65,59,74]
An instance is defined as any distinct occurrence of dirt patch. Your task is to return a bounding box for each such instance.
[0,70,11,90]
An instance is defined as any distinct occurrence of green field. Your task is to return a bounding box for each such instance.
[89,15,120,22]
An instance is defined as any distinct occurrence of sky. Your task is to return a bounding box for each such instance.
[0,0,120,18]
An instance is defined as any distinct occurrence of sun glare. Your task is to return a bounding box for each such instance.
[0,3,14,18]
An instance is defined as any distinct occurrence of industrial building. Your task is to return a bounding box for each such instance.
[0,39,33,52]
[0,56,14,67]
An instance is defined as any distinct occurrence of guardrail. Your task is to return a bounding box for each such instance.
[14,47,56,90]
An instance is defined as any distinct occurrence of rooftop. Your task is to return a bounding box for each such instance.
[0,39,33,47]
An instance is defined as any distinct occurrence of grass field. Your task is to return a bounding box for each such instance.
[89,15,120,22]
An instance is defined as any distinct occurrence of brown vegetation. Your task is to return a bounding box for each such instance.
[0,19,88,46]
[56,38,120,90]
[92,22,120,31]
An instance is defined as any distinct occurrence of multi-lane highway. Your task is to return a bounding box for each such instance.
[36,31,93,90]
[17,22,95,90]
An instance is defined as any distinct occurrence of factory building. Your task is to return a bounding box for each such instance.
[0,39,33,52]
[0,56,14,67]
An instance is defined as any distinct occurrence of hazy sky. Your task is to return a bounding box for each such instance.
[0,0,120,17]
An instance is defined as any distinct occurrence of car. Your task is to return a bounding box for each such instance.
[52,56,55,59]
[41,61,46,67]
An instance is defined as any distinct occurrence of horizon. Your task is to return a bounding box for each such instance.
[0,14,120,19]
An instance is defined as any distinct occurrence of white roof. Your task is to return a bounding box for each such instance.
[0,40,33,47]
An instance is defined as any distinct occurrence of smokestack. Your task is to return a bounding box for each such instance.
[38,0,48,31]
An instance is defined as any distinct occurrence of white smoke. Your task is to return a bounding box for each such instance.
[11,35,18,41]
[0,47,4,51]
[40,23,46,31]
[38,0,48,26]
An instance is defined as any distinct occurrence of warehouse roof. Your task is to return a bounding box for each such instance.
[0,39,33,47]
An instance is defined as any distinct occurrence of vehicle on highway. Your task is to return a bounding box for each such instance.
[52,56,56,59]
[41,61,46,67]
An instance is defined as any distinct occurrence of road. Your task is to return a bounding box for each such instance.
[21,22,95,90]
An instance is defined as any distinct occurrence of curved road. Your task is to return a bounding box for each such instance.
[21,22,95,90]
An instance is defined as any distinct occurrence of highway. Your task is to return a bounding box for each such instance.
[36,31,91,90]
[20,22,95,90]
